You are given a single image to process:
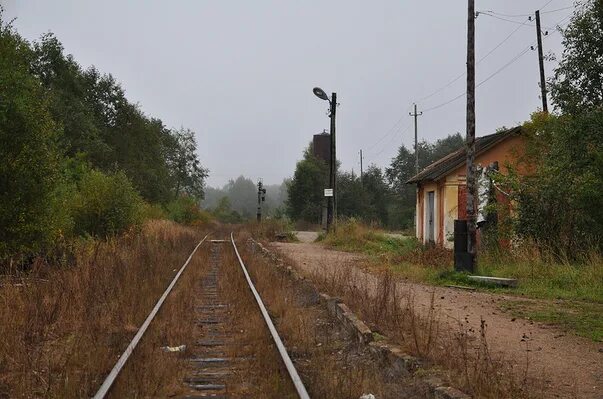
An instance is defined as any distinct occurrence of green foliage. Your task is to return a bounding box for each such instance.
[286,143,329,223]
[0,19,62,260]
[141,203,167,220]
[0,12,210,261]
[70,170,144,237]
[210,196,244,223]
[165,128,208,200]
[508,112,603,256]
[323,219,417,256]
[286,134,464,229]
[30,31,207,205]
[385,133,464,229]
[165,195,211,225]
[550,0,603,114]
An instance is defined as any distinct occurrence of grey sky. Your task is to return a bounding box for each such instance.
[3,0,574,187]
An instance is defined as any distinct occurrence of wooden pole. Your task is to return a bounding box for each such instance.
[466,0,477,271]
[409,103,423,174]
[535,10,549,113]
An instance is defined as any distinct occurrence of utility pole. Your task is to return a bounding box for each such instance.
[359,149,364,186]
[465,0,477,271]
[409,103,423,174]
[256,179,266,222]
[330,92,337,231]
[535,10,549,113]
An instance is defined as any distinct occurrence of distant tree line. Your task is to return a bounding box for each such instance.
[202,176,288,223]
[0,15,208,262]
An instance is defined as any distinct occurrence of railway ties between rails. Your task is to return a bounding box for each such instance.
[181,239,250,398]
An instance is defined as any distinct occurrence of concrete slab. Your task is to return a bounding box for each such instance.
[467,275,518,287]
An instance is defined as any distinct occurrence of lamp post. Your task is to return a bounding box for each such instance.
[313,87,337,232]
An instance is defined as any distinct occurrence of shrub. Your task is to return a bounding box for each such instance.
[141,202,167,220]
[70,170,144,237]
[506,112,603,257]
[166,195,211,225]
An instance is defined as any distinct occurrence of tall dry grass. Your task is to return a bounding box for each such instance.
[0,220,204,398]
[307,265,540,398]
[238,239,429,398]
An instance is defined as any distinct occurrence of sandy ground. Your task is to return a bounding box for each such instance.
[271,239,603,399]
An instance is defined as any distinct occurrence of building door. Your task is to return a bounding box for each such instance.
[427,191,435,243]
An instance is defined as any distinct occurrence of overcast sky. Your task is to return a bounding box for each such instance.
[3,0,575,187]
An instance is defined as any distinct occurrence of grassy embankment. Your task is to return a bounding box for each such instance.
[0,220,207,397]
[320,220,603,342]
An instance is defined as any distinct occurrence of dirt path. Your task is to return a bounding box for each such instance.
[271,241,603,399]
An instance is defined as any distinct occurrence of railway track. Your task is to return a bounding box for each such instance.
[93,233,309,399]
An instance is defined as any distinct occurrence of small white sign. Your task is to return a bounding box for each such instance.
[324,188,333,197]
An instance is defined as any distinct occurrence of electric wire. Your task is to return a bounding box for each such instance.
[421,9,571,114]
[417,15,530,104]
[366,122,412,163]
[421,40,536,113]
[363,1,572,160]
[365,114,407,152]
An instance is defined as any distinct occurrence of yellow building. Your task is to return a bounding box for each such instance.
[406,127,525,249]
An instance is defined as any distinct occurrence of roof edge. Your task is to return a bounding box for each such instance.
[405,126,522,184]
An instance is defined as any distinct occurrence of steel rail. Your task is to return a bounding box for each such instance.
[93,234,209,399]
[230,233,310,399]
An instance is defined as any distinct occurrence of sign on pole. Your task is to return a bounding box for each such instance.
[324,188,333,197]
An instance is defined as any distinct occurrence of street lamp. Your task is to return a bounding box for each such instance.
[313,87,337,232]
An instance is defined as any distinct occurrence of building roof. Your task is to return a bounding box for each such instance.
[406,126,522,184]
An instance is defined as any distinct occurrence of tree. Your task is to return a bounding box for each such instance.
[508,112,603,255]
[0,19,62,259]
[337,171,368,220]
[386,133,464,229]
[362,165,391,225]
[31,33,110,162]
[550,0,603,114]
[286,144,328,223]
[165,127,208,200]
[211,196,243,223]
[224,176,257,218]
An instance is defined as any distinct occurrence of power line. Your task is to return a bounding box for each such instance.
[477,5,571,19]
[478,12,536,27]
[422,41,536,113]
[421,10,572,114]
[417,16,530,104]
[365,114,406,152]
[542,6,574,14]
[363,1,571,159]
[366,122,412,161]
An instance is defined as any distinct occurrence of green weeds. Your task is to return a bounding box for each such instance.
[321,220,603,340]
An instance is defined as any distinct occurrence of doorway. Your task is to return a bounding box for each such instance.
[427,191,435,243]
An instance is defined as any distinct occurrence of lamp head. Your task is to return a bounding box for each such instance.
[313,87,329,101]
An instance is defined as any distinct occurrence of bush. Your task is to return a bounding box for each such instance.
[507,112,603,257]
[70,170,144,237]
[166,195,211,225]
[141,202,167,220]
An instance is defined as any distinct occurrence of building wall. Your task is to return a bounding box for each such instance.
[415,134,526,248]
